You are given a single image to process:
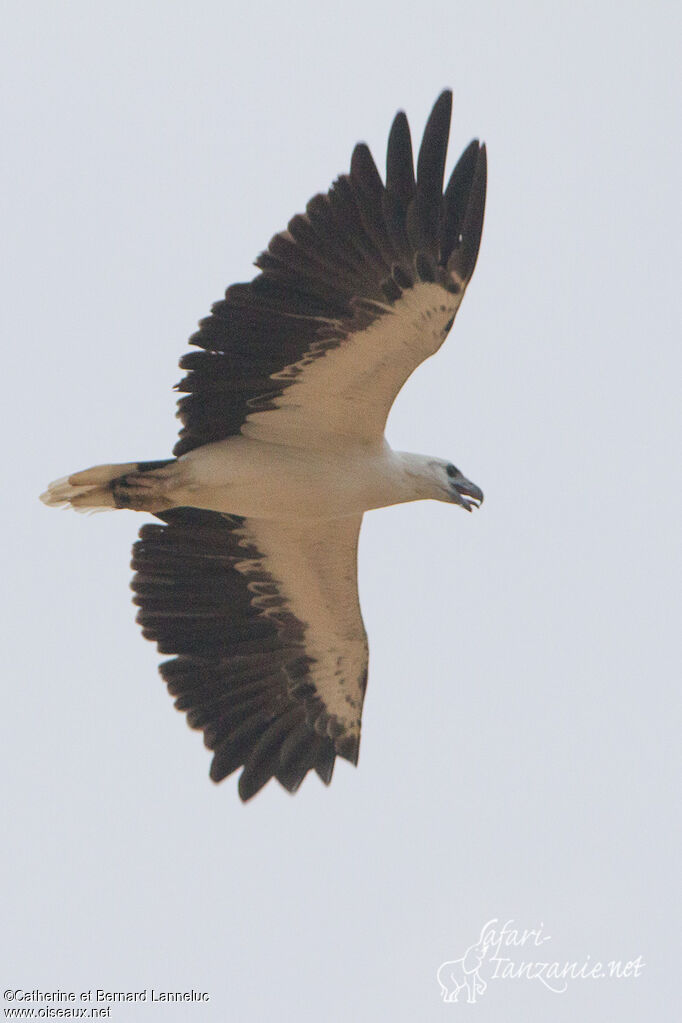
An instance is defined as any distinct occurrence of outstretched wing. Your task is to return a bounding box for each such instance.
[174,90,486,455]
[131,509,367,801]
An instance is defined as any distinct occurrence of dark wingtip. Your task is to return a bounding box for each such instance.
[209,755,230,784]
[426,89,454,132]
[350,141,371,171]
[442,138,481,264]
[386,110,415,205]
[460,143,487,279]
[314,741,337,785]
[237,768,270,802]
[447,142,487,281]
[410,91,454,257]
[335,732,360,766]
[350,141,384,197]
[416,90,452,196]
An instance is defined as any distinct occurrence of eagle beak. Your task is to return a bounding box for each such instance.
[451,473,484,512]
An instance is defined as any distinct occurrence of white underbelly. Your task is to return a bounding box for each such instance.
[171,436,395,520]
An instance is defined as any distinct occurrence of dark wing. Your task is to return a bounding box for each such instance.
[174,90,486,454]
[132,509,367,801]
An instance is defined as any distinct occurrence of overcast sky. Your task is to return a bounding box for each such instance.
[2,2,680,1020]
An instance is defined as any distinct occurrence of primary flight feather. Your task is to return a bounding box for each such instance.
[41,91,487,801]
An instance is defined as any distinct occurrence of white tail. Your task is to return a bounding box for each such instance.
[40,462,140,511]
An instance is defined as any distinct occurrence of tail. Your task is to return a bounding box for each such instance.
[40,459,176,512]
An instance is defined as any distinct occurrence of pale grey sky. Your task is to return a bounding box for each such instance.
[2,2,680,1020]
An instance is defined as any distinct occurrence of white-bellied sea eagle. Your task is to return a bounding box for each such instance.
[41,91,487,801]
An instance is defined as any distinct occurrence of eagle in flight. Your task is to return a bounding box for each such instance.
[41,91,487,801]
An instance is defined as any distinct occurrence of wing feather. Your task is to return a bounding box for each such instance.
[174,90,486,455]
[413,89,452,257]
[131,509,367,801]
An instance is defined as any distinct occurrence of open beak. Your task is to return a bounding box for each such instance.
[451,473,484,512]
